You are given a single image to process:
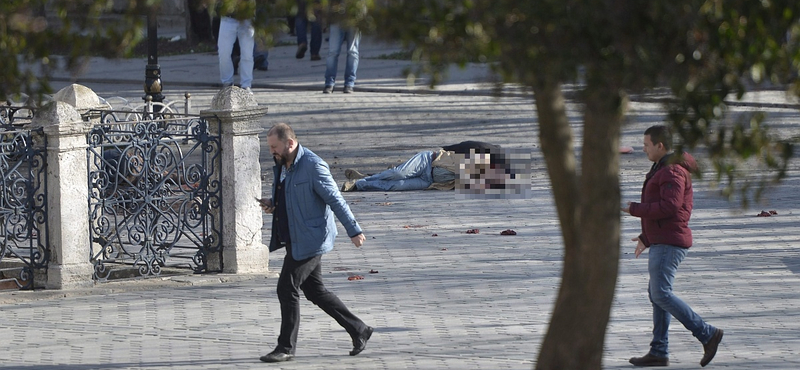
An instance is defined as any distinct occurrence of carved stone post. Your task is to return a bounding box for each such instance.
[201,87,269,273]
[30,102,94,289]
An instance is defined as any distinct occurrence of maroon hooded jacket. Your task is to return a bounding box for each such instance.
[630,152,698,248]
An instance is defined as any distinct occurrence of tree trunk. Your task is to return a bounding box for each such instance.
[534,79,625,370]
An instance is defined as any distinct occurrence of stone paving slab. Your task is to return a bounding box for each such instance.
[3,35,800,369]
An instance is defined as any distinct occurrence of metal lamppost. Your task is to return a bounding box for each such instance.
[144,8,165,103]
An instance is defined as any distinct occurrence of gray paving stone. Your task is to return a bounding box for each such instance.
[2,34,798,370]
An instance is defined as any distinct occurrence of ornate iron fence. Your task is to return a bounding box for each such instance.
[1,105,36,129]
[0,125,48,290]
[86,110,222,281]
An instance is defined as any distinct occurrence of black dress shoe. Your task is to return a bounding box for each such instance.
[296,43,307,59]
[260,350,294,363]
[700,328,723,367]
[629,353,669,367]
[350,326,373,356]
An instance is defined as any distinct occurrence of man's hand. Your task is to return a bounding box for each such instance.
[632,237,646,258]
[621,201,633,214]
[351,233,366,248]
[256,198,275,214]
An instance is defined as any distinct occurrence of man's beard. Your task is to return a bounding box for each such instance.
[274,150,288,165]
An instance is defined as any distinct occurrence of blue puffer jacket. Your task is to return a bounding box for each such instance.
[269,145,362,260]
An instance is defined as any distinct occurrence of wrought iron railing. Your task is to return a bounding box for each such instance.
[86,110,222,281]
[0,126,48,289]
[0,105,36,130]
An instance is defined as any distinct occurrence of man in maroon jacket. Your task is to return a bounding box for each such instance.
[622,125,723,367]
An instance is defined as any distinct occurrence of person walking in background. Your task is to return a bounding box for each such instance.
[323,1,362,93]
[228,41,269,74]
[622,125,723,367]
[287,14,296,36]
[295,0,322,61]
[257,123,373,363]
[213,3,267,74]
[252,0,270,71]
[253,45,269,71]
[217,0,256,91]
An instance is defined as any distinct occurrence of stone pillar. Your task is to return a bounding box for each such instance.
[29,102,94,289]
[52,83,110,114]
[201,87,269,273]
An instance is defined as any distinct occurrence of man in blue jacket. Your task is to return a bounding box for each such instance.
[258,123,372,363]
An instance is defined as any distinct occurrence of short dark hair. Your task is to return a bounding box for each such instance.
[644,125,672,151]
[267,123,297,143]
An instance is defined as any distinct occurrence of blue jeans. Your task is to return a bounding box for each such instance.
[325,24,360,88]
[647,244,716,358]
[218,17,254,88]
[355,151,434,191]
[295,8,321,56]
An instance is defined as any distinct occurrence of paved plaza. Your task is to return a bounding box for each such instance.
[1,32,799,370]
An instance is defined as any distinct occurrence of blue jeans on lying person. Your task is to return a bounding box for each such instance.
[355,151,434,191]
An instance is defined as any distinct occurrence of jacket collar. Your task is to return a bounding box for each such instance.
[291,144,306,169]
[647,152,673,179]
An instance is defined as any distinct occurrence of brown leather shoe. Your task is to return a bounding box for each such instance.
[629,353,669,367]
[700,328,723,367]
[341,179,357,192]
[345,168,366,180]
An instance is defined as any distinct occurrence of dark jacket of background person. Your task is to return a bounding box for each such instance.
[268,144,362,260]
[629,152,698,248]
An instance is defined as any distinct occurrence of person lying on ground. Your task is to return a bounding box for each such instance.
[340,141,502,192]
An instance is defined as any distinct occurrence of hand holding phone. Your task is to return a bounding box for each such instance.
[255,197,275,213]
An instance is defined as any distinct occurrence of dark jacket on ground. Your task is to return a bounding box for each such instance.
[441,141,501,154]
[630,152,697,248]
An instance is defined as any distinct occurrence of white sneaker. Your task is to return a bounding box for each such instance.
[243,87,253,94]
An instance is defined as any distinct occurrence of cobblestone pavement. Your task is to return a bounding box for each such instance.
[1,32,799,370]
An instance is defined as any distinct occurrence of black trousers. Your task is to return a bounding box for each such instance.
[276,249,367,354]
